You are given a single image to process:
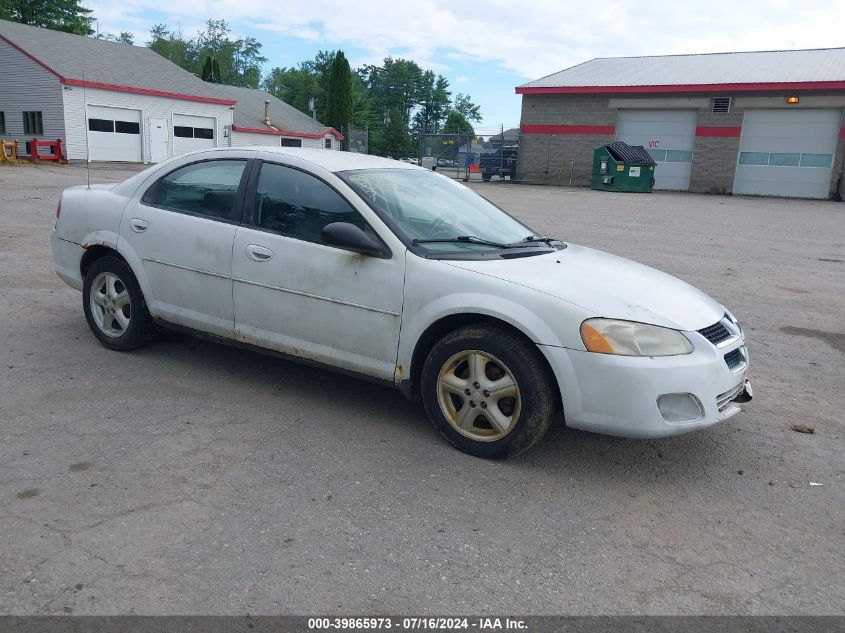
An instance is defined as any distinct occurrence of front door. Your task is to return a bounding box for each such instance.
[232,161,405,380]
[149,117,168,163]
[120,158,249,337]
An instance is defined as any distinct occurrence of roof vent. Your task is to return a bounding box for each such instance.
[712,97,731,113]
[263,99,271,125]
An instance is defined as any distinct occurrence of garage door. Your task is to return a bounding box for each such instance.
[617,110,697,190]
[87,105,142,162]
[173,114,216,155]
[733,109,839,199]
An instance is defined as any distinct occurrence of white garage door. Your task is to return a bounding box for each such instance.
[87,105,142,162]
[733,109,839,199]
[617,110,697,190]
[173,114,216,155]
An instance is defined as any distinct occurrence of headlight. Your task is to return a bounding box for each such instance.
[580,318,693,356]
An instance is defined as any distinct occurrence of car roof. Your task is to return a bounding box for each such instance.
[233,146,423,173]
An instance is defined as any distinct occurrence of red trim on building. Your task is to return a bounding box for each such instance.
[231,125,344,141]
[520,124,615,135]
[695,126,742,137]
[62,79,236,105]
[839,127,845,139]
[516,81,845,95]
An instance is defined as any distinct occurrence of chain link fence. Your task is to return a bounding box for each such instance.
[342,125,586,187]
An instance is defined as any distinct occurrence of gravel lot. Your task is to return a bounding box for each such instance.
[1,162,843,615]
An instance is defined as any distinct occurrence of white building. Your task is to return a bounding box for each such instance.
[0,19,343,163]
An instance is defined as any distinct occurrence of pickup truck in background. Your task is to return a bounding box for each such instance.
[480,146,518,181]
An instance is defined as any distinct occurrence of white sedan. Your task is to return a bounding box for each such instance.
[51,148,751,458]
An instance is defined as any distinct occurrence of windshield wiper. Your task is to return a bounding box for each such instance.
[412,235,512,248]
[507,234,561,247]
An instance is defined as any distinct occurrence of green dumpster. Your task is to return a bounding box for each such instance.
[591,142,656,193]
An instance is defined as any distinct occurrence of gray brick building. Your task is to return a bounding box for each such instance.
[516,49,845,199]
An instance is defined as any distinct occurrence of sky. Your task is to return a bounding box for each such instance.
[85,0,845,135]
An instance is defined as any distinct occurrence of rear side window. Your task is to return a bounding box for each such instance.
[252,162,366,244]
[144,160,247,221]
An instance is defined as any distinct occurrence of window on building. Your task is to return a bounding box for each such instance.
[174,126,214,139]
[144,160,247,221]
[769,153,800,167]
[88,118,115,133]
[115,121,140,134]
[0,112,6,135]
[738,152,769,166]
[23,111,43,136]
[324,137,332,149]
[281,138,302,147]
[252,163,367,244]
[800,153,833,168]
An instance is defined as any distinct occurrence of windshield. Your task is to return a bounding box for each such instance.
[339,169,545,253]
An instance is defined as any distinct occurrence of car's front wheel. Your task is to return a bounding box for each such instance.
[421,324,557,458]
[82,256,156,350]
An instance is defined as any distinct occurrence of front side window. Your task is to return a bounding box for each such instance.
[340,169,542,254]
[23,111,43,135]
[252,163,366,244]
[145,160,247,221]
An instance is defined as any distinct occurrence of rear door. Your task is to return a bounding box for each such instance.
[120,158,250,338]
[231,160,405,380]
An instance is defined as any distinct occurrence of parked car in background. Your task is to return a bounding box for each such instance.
[51,148,751,458]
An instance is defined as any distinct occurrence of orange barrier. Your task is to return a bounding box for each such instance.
[0,139,18,162]
[28,138,65,163]
[469,163,480,173]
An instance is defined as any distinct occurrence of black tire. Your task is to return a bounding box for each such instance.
[82,256,157,351]
[421,324,556,458]
[481,172,492,182]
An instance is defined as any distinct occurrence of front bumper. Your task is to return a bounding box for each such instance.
[540,335,751,439]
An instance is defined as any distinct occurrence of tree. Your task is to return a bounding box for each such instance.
[0,0,94,35]
[450,93,482,123]
[98,31,134,44]
[148,24,191,70]
[201,55,221,83]
[147,20,266,88]
[324,51,353,137]
[263,64,322,115]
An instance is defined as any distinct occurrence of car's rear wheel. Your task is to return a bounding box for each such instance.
[421,324,556,458]
[82,256,156,350]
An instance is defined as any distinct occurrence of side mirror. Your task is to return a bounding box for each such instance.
[321,222,385,257]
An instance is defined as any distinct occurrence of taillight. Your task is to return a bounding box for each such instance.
[56,199,61,219]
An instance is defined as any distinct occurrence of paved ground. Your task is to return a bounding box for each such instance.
[1,163,843,615]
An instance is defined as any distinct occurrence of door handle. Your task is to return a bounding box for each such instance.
[129,218,149,233]
[245,244,273,262]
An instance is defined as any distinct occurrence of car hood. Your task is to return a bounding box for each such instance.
[444,243,724,331]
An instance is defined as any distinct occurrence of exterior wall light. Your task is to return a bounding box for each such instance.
[786,96,799,104]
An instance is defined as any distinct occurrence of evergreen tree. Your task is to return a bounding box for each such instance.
[324,51,353,139]
[201,55,221,83]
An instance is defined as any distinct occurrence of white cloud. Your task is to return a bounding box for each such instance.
[89,0,845,81]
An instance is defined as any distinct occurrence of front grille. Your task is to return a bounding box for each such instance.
[717,382,745,411]
[724,348,744,370]
[699,319,733,345]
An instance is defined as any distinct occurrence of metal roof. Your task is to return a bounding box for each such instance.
[211,84,340,139]
[518,48,845,93]
[0,19,234,104]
